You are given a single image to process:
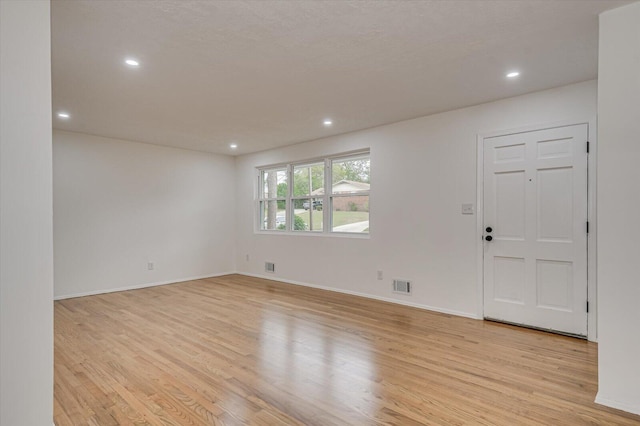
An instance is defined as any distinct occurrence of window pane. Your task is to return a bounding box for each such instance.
[293,163,324,197]
[294,198,323,232]
[292,198,305,210]
[262,168,287,199]
[332,157,370,194]
[261,200,287,231]
[331,195,369,233]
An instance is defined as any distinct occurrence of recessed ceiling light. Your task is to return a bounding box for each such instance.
[323,119,333,127]
[506,71,520,78]
[229,143,238,149]
[57,112,70,119]
[125,58,140,67]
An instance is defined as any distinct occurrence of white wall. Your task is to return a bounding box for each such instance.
[53,131,236,298]
[596,2,640,416]
[0,1,54,425]
[235,81,596,318]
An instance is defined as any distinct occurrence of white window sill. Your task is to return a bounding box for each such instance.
[254,230,370,239]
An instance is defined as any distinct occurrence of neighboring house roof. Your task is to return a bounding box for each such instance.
[311,180,370,195]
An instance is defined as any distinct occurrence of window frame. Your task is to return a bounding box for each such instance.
[256,150,370,236]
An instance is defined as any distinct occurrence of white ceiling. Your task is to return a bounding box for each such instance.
[51,0,628,155]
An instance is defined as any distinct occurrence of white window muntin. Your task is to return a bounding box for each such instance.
[257,150,370,235]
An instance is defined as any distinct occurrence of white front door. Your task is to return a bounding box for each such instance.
[483,124,588,336]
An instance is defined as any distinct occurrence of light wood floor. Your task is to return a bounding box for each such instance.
[54,274,640,425]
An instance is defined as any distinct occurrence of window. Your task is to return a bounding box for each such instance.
[330,154,370,233]
[257,151,370,235]
[293,162,324,231]
[259,167,287,231]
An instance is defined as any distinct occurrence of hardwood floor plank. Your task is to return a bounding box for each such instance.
[54,274,640,425]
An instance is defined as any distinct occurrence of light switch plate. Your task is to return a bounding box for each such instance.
[462,203,474,215]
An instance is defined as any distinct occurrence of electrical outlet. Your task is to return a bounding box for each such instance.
[265,262,275,273]
[377,270,383,280]
[147,261,154,271]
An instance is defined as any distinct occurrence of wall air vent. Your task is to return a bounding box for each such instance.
[265,262,275,273]
[393,279,411,294]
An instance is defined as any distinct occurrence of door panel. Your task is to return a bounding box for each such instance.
[483,124,588,336]
[537,167,573,241]
[495,171,526,240]
[493,256,525,304]
[536,259,573,311]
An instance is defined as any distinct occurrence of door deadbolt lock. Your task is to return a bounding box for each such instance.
[486,226,493,233]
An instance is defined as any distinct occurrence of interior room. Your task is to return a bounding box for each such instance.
[1,0,639,424]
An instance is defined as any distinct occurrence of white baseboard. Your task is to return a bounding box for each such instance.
[53,272,236,300]
[595,393,640,416]
[54,270,481,321]
[237,272,481,320]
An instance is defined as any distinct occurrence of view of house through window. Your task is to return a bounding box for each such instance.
[258,151,370,234]
[330,155,370,233]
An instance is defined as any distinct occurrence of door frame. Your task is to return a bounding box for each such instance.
[475,119,597,341]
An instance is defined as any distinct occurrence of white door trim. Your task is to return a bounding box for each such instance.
[476,118,597,341]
